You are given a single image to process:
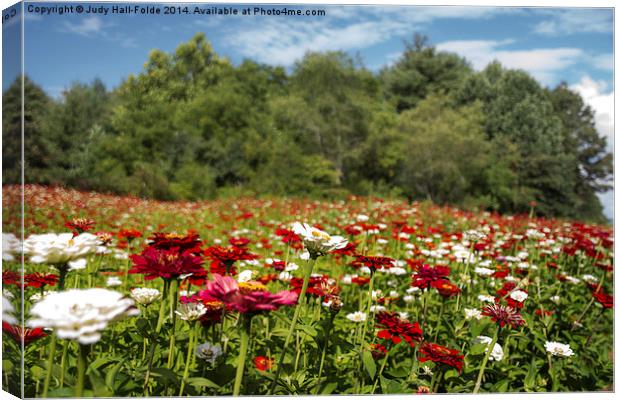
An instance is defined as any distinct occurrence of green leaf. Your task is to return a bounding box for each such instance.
[469,342,488,356]
[105,359,126,392]
[321,381,338,394]
[188,377,220,389]
[362,351,376,379]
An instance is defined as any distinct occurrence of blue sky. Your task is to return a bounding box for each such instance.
[2,2,614,217]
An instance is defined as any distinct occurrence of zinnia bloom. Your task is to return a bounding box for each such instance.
[27,288,139,344]
[253,356,274,371]
[64,218,95,236]
[24,273,58,289]
[198,274,297,314]
[24,233,99,268]
[204,245,259,275]
[418,342,464,372]
[130,287,162,306]
[353,255,395,273]
[2,321,47,346]
[292,222,347,257]
[411,265,451,290]
[593,291,613,309]
[129,246,205,281]
[431,280,461,297]
[375,311,423,347]
[545,341,574,357]
[148,232,202,253]
[196,342,223,365]
[481,304,525,329]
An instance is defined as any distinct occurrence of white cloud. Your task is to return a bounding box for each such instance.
[591,53,613,71]
[436,39,583,85]
[62,17,103,36]
[569,76,614,153]
[224,6,512,66]
[533,9,612,36]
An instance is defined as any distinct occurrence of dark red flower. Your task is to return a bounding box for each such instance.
[482,304,525,329]
[375,311,423,348]
[229,237,250,248]
[253,356,274,371]
[412,265,451,290]
[64,218,95,236]
[290,275,339,298]
[353,255,395,273]
[24,273,58,289]
[593,291,613,309]
[351,276,370,286]
[204,245,259,275]
[2,271,21,286]
[2,322,47,346]
[129,246,205,281]
[371,343,388,360]
[148,232,202,253]
[418,342,464,373]
[274,228,301,244]
[431,280,461,297]
[118,229,142,242]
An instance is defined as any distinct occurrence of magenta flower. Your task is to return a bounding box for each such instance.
[198,274,298,314]
[128,246,205,281]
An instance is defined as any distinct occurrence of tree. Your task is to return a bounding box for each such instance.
[381,34,473,112]
[2,76,52,184]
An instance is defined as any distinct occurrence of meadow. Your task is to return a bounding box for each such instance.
[1,184,614,396]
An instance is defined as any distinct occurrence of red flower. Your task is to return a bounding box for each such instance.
[118,229,142,242]
[229,237,250,248]
[274,228,301,244]
[290,275,339,298]
[371,343,388,360]
[64,218,95,236]
[148,232,202,253]
[24,273,58,289]
[204,246,259,275]
[431,280,461,297]
[353,255,395,273]
[332,241,358,256]
[412,265,451,290]
[2,271,21,286]
[375,311,423,348]
[418,342,464,373]
[253,356,274,371]
[482,304,525,329]
[129,246,205,281]
[2,322,47,346]
[593,291,613,309]
[351,276,370,286]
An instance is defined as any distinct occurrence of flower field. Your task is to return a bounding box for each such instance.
[1,184,614,396]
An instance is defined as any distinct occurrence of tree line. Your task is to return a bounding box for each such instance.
[2,33,612,221]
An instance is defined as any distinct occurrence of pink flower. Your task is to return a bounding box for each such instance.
[198,274,298,314]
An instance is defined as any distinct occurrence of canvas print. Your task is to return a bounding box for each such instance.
[1,1,615,397]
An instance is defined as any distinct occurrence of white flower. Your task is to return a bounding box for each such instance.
[398,311,409,319]
[346,311,367,322]
[30,291,51,303]
[475,267,494,277]
[27,289,139,344]
[2,233,21,261]
[341,274,354,284]
[195,342,223,365]
[237,270,255,283]
[2,294,17,324]
[356,214,369,222]
[550,295,560,304]
[130,288,162,306]
[545,341,574,357]
[292,222,347,257]
[285,262,299,272]
[370,305,386,313]
[24,233,99,268]
[106,276,122,287]
[278,271,293,282]
[387,266,407,275]
[509,290,528,303]
[581,274,598,284]
[175,302,207,321]
[403,295,415,303]
[478,294,496,303]
[421,365,433,376]
[474,336,504,361]
[406,286,421,294]
[464,230,486,242]
[565,276,581,284]
[464,308,483,320]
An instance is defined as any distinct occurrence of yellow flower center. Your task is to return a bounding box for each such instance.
[238,282,267,294]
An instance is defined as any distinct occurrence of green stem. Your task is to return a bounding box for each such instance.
[167,279,180,369]
[315,316,335,394]
[434,299,445,342]
[75,344,90,397]
[179,322,197,396]
[59,340,69,386]
[473,327,499,393]
[268,257,317,394]
[371,346,391,393]
[143,279,169,393]
[232,316,252,396]
[42,333,58,398]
